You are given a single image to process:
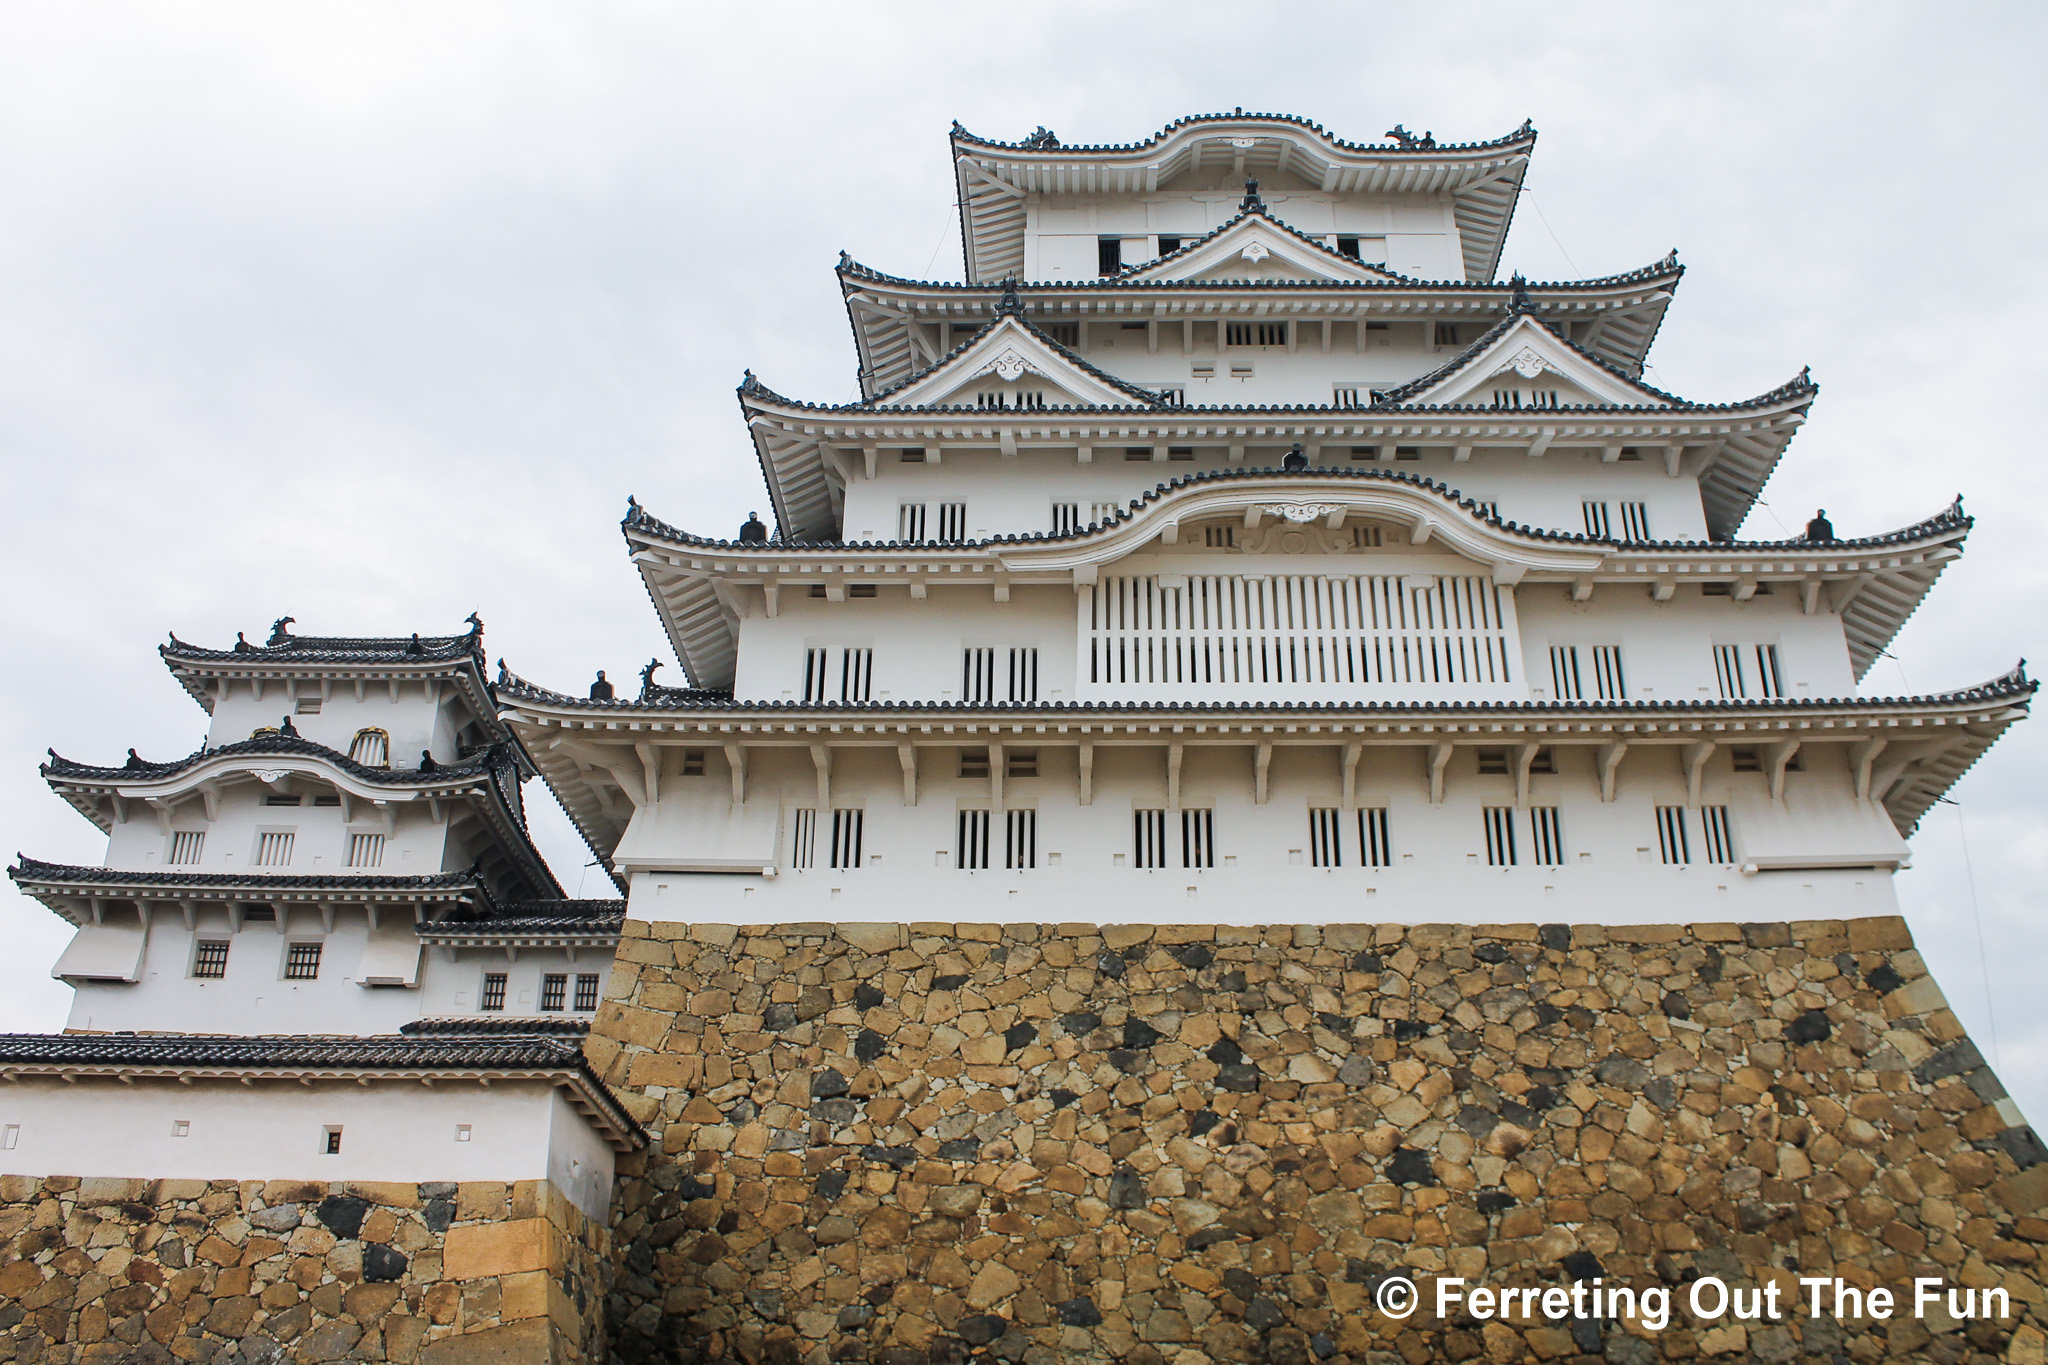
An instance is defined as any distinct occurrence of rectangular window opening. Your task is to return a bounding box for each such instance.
[1530,806,1564,867]
[936,503,967,543]
[1051,502,1080,535]
[1308,808,1343,868]
[1133,809,1168,870]
[1618,501,1652,541]
[193,940,230,979]
[284,943,323,981]
[169,831,205,866]
[957,808,991,871]
[574,974,601,1011]
[1332,386,1361,407]
[1005,808,1036,870]
[346,832,384,869]
[1582,501,1613,539]
[1483,807,1518,867]
[1656,806,1693,865]
[1181,809,1216,869]
[480,972,508,1011]
[1701,805,1736,864]
[254,832,295,868]
[1004,749,1038,778]
[1097,237,1124,276]
[898,502,927,541]
[829,809,864,870]
[959,746,990,779]
[323,1127,342,1155]
[791,808,817,871]
[1358,808,1392,868]
[681,750,706,776]
[540,973,567,1012]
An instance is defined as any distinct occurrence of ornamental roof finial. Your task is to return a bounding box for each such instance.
[267,616,294,646]
[639,659,664,697]
[997,275,1023,316]
[1020,126,1060,149]
[1240,177,1264,213]
[739,512,768,543]
[1509,272,1533,314]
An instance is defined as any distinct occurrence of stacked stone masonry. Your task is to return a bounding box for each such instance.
[589,917,2047,1365]
[0,1176,607,1364]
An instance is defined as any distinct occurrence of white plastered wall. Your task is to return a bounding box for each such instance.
[0,1078,618,1219]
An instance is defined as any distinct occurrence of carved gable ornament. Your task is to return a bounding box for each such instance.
[987,349,1032,383]
[1239,239,1272,264]
[1259,503,1342,523]
[1493,346,1552,380]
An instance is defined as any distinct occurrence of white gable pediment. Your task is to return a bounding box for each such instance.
[1398,314,1675,408]
[1123,214,1402,286]
[879,315,1153,409]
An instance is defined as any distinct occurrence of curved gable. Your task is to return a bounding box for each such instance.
[878,314,1158,409]
[1387,312,1684,409]
[1121,214,1405,286]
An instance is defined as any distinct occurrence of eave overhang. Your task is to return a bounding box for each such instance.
[737,382,1813,546]
[6,859,493,928]
[499,665,2031,845]
[952,115,1535,285]
[41,740,562,902]
[839,254,1681,398]
[0,1032,644,1152]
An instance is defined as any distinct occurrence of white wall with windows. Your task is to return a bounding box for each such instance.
[0,1079,617,1219]
[56,906,611,1035]
[617,739,1909,927]
[205,676,472,769]
[836,447,1711,547]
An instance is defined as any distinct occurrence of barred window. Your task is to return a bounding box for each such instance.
[1700,805,1736,864]
[1224,321,1287,347]
[1133,809,1168,869]
[346,833,384,869]
[1009,648,1039,703]
[957,809,991,871]
[1332,386,1361,407]
[1005,749,1037,778]
[1005,809,1036,870]
[681,750,705,776]
[1308,808,1343,867]
[193,940,229,979]
[1592,645,1627,700]
[1714,644,1784,699]
[962,647,995,704]
[1529,807,1564,867]
[1483,807,1517,867]
[169,831,205,865]
[480,972,508,1011]
[1206,526,1235,548]
[936,503,967,543]
[804,647,872,703]
[840,648,873,702]
[1182,809,1216,869]
[829,810,863,870]
[791,808,817,870]
[1550,645,1584,701]
[540,974,567,1012]
[574,974,601,1011]
[1618,501,1651,541]
[1582,501,1612,538]
[284,943,322,980]
[1656,806,1692,865]
[898,502,927,540]
[958,747,990,779]
[348,728,390,767]
[960,645,1037,704]
[254,832,294,867]
[1358,808,1392,868]
[1052,502,1080,534]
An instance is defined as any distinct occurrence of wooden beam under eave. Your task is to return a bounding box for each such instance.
[898,745,917,807]
[1684,741,1716,807]
[1599,741,1627,803]
[810,745,831,809]
[724,744,747,804]
[1341,741,1363,810]
[1078,740,1094,807]
[1428,741,1453,805]
[1767,740,1802,802]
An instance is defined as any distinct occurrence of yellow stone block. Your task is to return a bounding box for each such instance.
[443,1218,555,1280]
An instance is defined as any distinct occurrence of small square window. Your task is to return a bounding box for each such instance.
[323,1127,342,1155]
[294,697,322,715]
[480,973,508,1012]
[284,943,322,980]
[456,1124,472,1142]
[959,747,990,779]
[682,750,706,776]
[1476,748,1510,776]
[193,941,230,979]
[1005,750,1038,778]
[171,1120,190,1138]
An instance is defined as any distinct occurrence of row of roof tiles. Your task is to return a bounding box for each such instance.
[949,113,1536,157]
[497,662,2032,715]
[624,468,1959,555]
[39,734,500,785]
[837,250,1683,295]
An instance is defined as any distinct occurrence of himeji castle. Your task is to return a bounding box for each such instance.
[3,112,2042,1365]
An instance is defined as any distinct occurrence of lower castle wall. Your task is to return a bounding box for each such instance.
[0,1176,607,1364]
[586,917,2047,1365]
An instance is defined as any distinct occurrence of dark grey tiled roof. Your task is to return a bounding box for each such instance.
[8,857,487,899]
[622,466,1962,556]
[0,1029,644,1148]
[162,622,485,667]
[950,113,1535,157]
[400,1017,592,1038]
[41,735,494,786]
[498,662,2031,717]
[837,249,1682,296]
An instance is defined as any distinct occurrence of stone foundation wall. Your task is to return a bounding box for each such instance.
[0,1175,608,1364]
[588,917,2046,1365]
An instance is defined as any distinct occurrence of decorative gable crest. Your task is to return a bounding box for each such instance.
[1122,213,1402,286]
[872,314,1158,410]
[1386,313,1681,409]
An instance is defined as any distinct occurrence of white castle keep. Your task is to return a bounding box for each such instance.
[0,109,2030,1274]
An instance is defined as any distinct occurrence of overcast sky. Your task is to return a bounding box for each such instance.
[2,2,2043,1118]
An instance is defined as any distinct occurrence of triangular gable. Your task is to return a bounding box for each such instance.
[1387,312,1681,408]
[877,314,1157,409]
[1122,212,1404,286]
